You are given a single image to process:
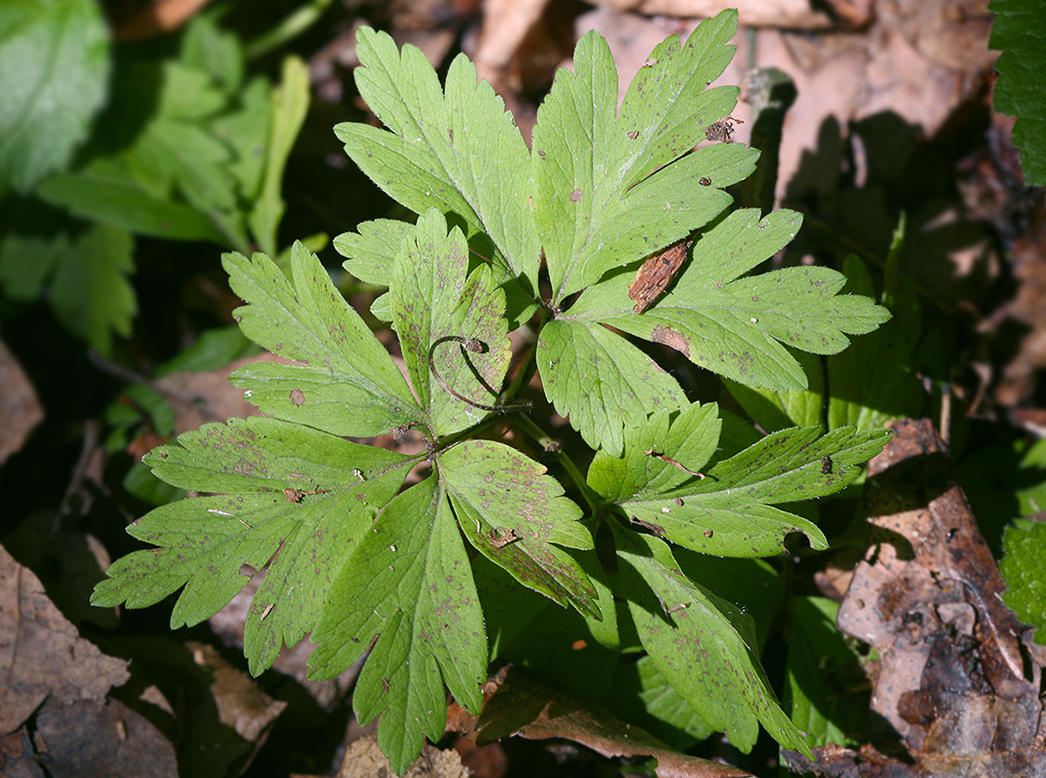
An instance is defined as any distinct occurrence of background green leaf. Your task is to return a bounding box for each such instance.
[990,0,1046,185]
[1000,519,1046,644]
[0,0,110,192]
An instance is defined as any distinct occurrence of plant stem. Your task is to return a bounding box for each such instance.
[246,0,334,59]
[514,414,601,515]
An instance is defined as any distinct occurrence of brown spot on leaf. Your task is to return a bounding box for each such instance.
[651,326,691,358]
[289,388,305,406]
[569,189,582,202]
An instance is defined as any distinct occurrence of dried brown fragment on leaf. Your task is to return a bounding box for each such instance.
[489,527,521,549]
[0,544,129,734]
[704,116,743,143]
[818,418,1046,776]
[629,239,690,313]
[651,325,691,358]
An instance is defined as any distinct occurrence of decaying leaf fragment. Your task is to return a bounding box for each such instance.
[0,544,129,734]
[628,239,691,313]
[788,418,1046,777]
[447,666,753,778]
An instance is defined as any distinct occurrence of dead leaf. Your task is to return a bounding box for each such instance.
[208,569,365,710]
[34,697,177,778]
[580,0,846,29]
[449,667,754,777]
[337,732,470,778]
[0,729,44,778]
[0,338,43,465]
[187,641,287,743]
[796,418,1046,776]
[0,543,129,734]
[153,352,283,435]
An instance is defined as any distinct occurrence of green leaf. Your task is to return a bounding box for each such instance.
[537,318,688,454]
[0,232,69,300]
[532,12,751,303]
[335,218,416,285]
[826,253,924,431]
[132,115,236,211]
[785,596,869,747]
[1000,519,1046,645]
[249,56,309,255]
[309,476,486,774]
[990,0,1046,185]
[181,13,244,94]
[213,76,271,204]
[590,405,890,556]
[35,158,229,244]
[617,10,739,187]
[91,416,411,674]
[571,209,890,391]
[613,526,810,754]
[0,0,110,191]
[726,222,922,432]
[440,440,598,617]
[391,210,512,436]
[225,242,420,437]
[615,655,715,747]
[49,224,136,355]
[724,350,825,433]
[339,27,540,289]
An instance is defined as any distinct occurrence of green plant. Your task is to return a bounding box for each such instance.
[0,8,308,354]
[92,11,892,772]
[990,0,1046,186]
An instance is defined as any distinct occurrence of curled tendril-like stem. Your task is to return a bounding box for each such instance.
[427,335,532,414]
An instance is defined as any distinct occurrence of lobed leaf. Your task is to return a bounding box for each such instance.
[617,10,738,187]
[990,0,1046,185]
[91,416,411,674]
[335,218,416,285]
[613,527,811,754]
[571,209,890,391]
[532,11,750,303]
[537,318,688,454]
[1000,519,1046,645]
[225,241,420,437]
[591,407,890,556]
[440,440,598,617]
[339,28,540,288]
[309,477,486,774]
[391,210,512,436]
[785,596,869,747]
